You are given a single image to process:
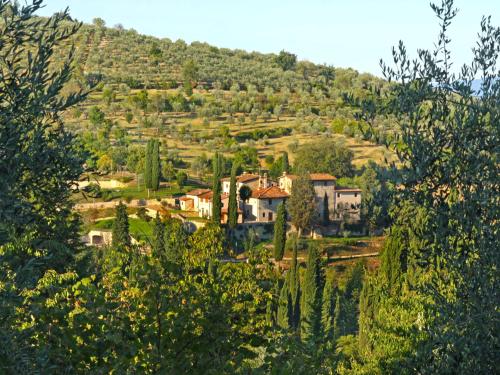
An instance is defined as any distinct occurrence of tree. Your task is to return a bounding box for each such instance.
[163,218,187,264]
[277,277,291,329]
[275,50,297,71]
[321,274,336,340]
[322,192,330,226]
[182,59,198,96]
[350,1,500,372]
[282,152,290,173]
[293,139,354,177]
[144,140,153,189]
[228,162,239,229]
[301,244,322,342]
[176,171,187,188]
[273,202,287,261]
[211,153,222,224]
[112,202,131,248]
[152,213,164,258]
[88,106,105,126]
[288,174,316,236]
[288,239,301,329]
[238,185,252,203]
[151,139,160,191]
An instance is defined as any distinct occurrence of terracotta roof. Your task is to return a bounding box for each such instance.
[179,197,193,201]
[221,173,260,183]
[336,187,362,193]
[198,191,214,200]
[309,173,336,181]
[280,173,336,181]
[186,188,211,197]
[251,186,289,199]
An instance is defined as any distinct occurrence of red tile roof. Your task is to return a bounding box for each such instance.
[309,173,336,181]
[251,186,289,199]
[179,197,193,201]
[221,173,260,183]
[281,173,336,181]
[186,188,211,197]
[198,191,214,200]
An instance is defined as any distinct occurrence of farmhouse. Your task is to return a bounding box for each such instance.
[179,171,362,223]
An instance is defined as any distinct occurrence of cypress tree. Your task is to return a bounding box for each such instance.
[273,202,287,261]
[152,212,164,258]
[151,139,160,191]
[112,202,131,248]
[300,244,322,342]
[321,274,336,339]
[212,152,222,224]
[144,139,153,189]
[277,277,291,329]
[288,239,301,329]
[322,192,330,226]
[228,162,238,229]
[333,293,343,340]
[282,151,289,173]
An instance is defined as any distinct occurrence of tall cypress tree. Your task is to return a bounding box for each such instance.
[322,192,330,226]
[321,273,336,339]
[112,202,131,248]
[152,212,164,258]
[282,151,290,173]
[289,239,301,329]
[333,293,343,340]
[300,244,322,342]
[151,139,160,191]
[273,202,287,261]
[228,162,238,229]
[144,139,153,189]
[212,152,222,224]
[277,277,291,329]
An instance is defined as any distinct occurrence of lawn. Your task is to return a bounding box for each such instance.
[92,217,154,242]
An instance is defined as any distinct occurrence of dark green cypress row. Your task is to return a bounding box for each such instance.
[282,151,289,173]
[300,244,322,342]
[289,239,301,329]
[112,201,131,249]
[144,139,153,189]
[322,192,330,226]
[212,152,222,224]
[321,273,336,339]
[228,162,238,229]
[273,202,287,261]
[152,212,164,258]
[277,276,291,329]
[151,139,160,191]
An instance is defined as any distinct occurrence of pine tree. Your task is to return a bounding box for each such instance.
[277,277,291,329]
[321,274,336,339]
[144,139,153,189]
[152,212,164,258]
[282,151,290,173]
[112,202,131,248]
[289,240,301,329]
[151,139,160,191]
[228,162,238,229]
[273,202,287,261]
[322,192,330,226]
[300,244,322,342]
[212,152,222,224]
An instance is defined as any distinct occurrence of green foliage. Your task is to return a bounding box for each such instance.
[288,173,317,235]
[301,244,322,342]
[144,139,153,188]
[293,139,354,177]
[151,139,160,191]
[277,278,291,329]
[228,162,239,229]
[238,185,252,203]
[112,202,131,248]
[211,152,222,224]
[273,202,287,261]
[322,192,330,226]
[275,50,297,71]
[175,170,187,188]
[321,274,336,339]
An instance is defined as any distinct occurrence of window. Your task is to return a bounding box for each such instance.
[324,181,327,186]
[337,193,341,198]
[337,203,341,209]
[262,212,265,218]
[354,193,358,198]
[268,199,272,205]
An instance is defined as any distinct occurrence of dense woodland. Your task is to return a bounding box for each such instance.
[0,0,498,374]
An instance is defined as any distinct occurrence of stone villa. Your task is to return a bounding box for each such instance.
[179,171,361,224]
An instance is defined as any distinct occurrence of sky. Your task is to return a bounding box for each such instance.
[37,0,499,76]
